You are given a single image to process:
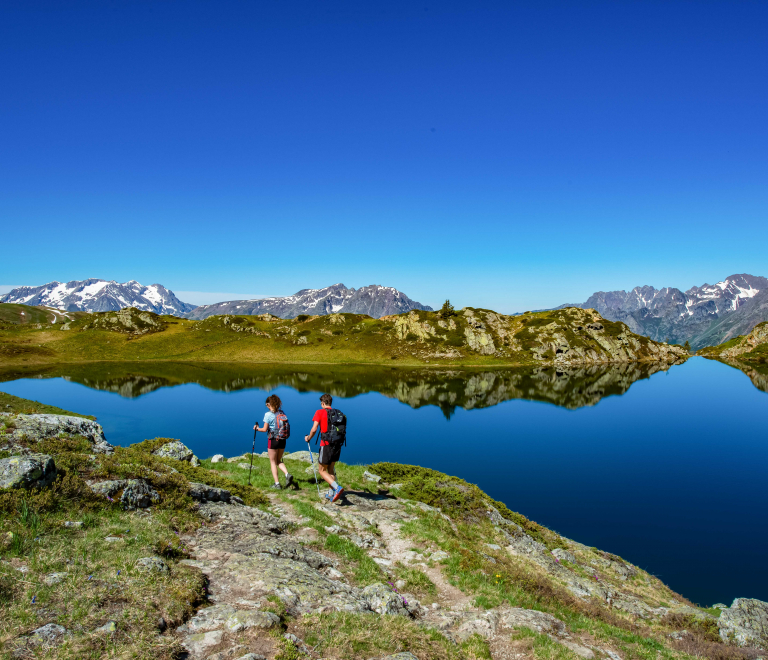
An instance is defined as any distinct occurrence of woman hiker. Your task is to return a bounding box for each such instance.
[253,394,294,489]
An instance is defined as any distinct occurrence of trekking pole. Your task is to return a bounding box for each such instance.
[248,424,257,486]
[307,438,321,497]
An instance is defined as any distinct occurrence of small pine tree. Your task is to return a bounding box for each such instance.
[684,340,691,352]
[439,299,455,318]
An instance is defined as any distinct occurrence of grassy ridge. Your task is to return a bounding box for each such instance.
[0,304,686,368]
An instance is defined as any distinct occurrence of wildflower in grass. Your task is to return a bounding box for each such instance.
[31,596,36,604]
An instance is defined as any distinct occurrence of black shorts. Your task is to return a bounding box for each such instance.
[268,438,286,450]
[319,443,341,466]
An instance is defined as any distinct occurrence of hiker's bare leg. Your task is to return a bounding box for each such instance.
[318,463,336,487]
[268,448,287,483]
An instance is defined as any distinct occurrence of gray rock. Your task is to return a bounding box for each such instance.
[88,479,128,498]
[552,548,576,563]
[363,470,382,484]
[121,479,160,509]
[29,623,68,647]
[281,450,318,463]
[3,414,113,454]
[211,454,225,463]
[94,621,116,635]
[429,550,450,562]
[485,543,501,551]
[559,639,595,658]
[373,654,419,660]
[719,598,768,650]
[233,655,267,660]
[189,482,231,503]
[362,583,409,616]
[224,610,280,632]
[182,630,224,656]
[62,521,83,528]
[499,608,567,636]
[454,611,500,641]
[186,603,237,633]
[42,572,68,586]
[0,454,56,489]
[153,440,200,465]
[135,557,169,573]
[612,598,656,619]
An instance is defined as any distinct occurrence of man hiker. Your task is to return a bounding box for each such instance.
[254,394,293,489]
[305,393,344,502]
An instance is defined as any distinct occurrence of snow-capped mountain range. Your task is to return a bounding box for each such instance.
[0,279,196,316]
[558,273,768,349]
[0,280,432,320]
[185,283,433,320]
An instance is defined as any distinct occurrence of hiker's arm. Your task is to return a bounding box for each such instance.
[253,422,268,432]
[305,421,319,443]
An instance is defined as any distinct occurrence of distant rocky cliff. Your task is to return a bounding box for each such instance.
[184,283,432,320]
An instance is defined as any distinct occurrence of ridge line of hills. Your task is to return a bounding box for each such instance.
[4,272,768,349]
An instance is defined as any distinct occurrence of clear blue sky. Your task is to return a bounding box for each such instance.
[2,1,766,311]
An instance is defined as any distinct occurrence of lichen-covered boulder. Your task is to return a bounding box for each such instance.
[211,454,225,463]
[1,413,113,454]
[0,454,56,489]
[29,623,69,647]
[152,440,201,466]
[719,598,768,650]
[362,583,409,616]
[224,610,280,632]
[88,479,128,498]
[121,479,160,508]
[188,482,230,503]
[87,478,159,508]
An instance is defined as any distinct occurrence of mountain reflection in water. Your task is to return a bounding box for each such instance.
[0,361,679,415]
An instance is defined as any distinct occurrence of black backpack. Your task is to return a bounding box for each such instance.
[319,408,347,446]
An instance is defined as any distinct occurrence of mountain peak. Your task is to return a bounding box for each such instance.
[0,279,195,316]
[185,284,432,320]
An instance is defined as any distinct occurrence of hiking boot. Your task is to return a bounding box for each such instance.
[284,473,294,487]
[323,489,333,501]
[331,485,344,502]
[270,482,282,490]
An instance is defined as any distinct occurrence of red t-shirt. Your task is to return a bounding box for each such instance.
[312,409,330,446]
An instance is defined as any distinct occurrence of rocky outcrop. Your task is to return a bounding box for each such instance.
[719,598,768,650]
[0,454,56,489]
[188,482,231,503]
[152,440,201,467]
[79,307,168,336]
[0,413,113,454]
[87,478,160,508]
[719,322,768,359]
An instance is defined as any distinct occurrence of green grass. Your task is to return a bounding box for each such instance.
[0,389,94,417]
[299,611,484,660]
[0,303,58,325]
[0,303,684,369]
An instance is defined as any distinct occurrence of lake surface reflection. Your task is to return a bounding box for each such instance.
[0,357,765,606]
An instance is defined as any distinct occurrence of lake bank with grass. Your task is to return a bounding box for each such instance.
[2,393,768,659]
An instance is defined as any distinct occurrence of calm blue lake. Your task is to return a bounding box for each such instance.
[1,357,765,607]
